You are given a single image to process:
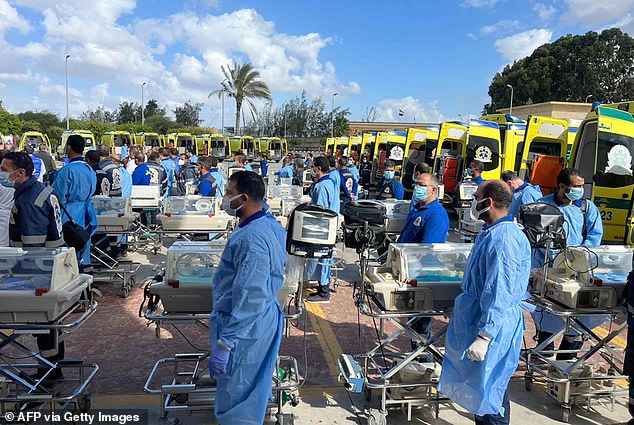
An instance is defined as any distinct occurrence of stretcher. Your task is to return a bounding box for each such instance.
[0,247,99,415]
[339,243,472,424]
[521,245,632,422]
[141,242,304,424]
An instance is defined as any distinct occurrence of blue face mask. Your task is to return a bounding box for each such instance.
[413,185,428,202]
[347,161,353,167]
[466,168,473,177]
[411,173,419,183]
[0,171,15,188]
[384,170,395,180]
[565,187,584,201]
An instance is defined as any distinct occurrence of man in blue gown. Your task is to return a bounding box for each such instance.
[439,180,531,425]
[208,170,286,425]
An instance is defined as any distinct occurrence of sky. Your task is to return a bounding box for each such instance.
[1,0,633,129]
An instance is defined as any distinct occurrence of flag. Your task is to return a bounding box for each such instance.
[398,109,404,116]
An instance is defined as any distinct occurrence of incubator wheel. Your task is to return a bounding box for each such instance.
[76,393,91,413]
[561,407,571,423]
[367,408,387,425]
[121,286,130,298]
[173,393,188,403]
[524,375,533,392]
[364,386,372,402]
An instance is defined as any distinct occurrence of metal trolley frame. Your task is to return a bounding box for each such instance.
[141,277,305,425]
[0,295,99,416]
[521,297,627,423]
[342,249,452,425]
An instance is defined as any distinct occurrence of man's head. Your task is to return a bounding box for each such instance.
[129,145,140,156]
[384,160,396,180]
[283,156,292,166]
[66,135,85,157]
[134,153,144,164]
[226,170,265,219]
[159,148,170,159]
[85,150,100,167]
[306,153,313,160]
[170,148,179,158]
[313,156,330,178]
[38,143,48,153]
[1,151,34,186]
[337,156,348,170]
[198,156,212,174]
[500,170,524,192]
[209,156,218,168]
[413,173,439,205]
[293,158,304,171]
[98,144,110,159]
[468,160,484,178]
[23,146,34,155]
[413,162,431,183]
[473,180,513,225]
[556,168,585,203]
[235,154,247,166]
[186,147,195,157]
[327,156,336,170]
[148,151,160,162]
[179,153,189,164]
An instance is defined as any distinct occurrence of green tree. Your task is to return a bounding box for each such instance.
[144,99,166,118]
[145,115,177,134]
[117,101,142,124]
[209,62,272,135]
[16,111,62,131]
[486,28,634,112]
[173,101,203,127]
[0,110,23,135]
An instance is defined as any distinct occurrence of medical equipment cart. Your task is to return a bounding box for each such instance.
[0,247,99,415]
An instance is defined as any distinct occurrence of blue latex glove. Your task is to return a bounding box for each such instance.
[208,345,231,378]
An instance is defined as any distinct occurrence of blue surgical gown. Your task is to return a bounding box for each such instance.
[211,211,285,424]
[52,158,98,265]
[210,169,224,197]
[348,166,360,183]
[328,169,342,208]
[508,182,542,218]
[276,165,294,183]
[305,176,338,285]
[532,193,605,334]
[439,216,531,416]
[160,158,175,197]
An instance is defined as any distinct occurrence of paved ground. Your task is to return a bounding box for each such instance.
[16,160,632,424]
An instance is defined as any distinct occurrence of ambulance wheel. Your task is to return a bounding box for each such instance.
[524,375,533,392]
[367,408,387,425]
[76,393,91,413]
[562,407,571,423]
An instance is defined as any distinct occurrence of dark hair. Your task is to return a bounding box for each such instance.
[229,170,265,202]
[198,156,213,171]
[148,151,160,161]
[4,151,34,177]
[327,156,336,168]
[23,146,34,155]
[85,150,100,164]
[293,158,304,169]
[159,148,170,158]
[338,156,348,167]
[210,156,218,167]
[414,162,430,174]
[170,148,179,156]
[313,156,330,173]
[557,168,583,186]
[469,160,484,173]
[66,135,85,155]
[283,156,292,166]
[482,180,513,209]
[98,144,110,158]
[134,153,144,163]
[385,160,395,169]
[500,170,518,182]
[236,154,246,164]
[186,147,195,154]
[306,152,313,159]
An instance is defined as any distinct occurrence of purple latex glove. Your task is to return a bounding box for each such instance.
[208,344,231,378]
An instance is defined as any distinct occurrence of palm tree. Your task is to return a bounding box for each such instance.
[209,62,272,135]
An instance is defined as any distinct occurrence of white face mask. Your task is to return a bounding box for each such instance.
[221,193,244,217]
[470,197,491,220]
[178,159,185,166]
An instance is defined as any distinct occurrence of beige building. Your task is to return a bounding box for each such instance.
[496,101,593,120]
[347,121,436,135]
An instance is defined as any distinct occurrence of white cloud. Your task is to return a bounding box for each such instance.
[461,0,505,8]
[494,29,553,62]
[533,2,557,21]
[467,32,478,40]
[2,4,358,120]
[562,0,634,27]
[480,20,521,36]
[0,0,30,34]
[373,97,446,123]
